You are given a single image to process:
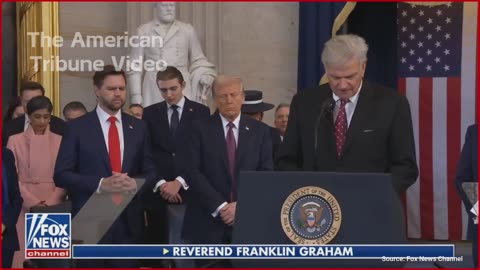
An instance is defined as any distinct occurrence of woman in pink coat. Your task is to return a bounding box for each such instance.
[7,96,66,268]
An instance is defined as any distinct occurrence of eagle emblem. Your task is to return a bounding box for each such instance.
[281,186,342,244]
[299,202,325,233]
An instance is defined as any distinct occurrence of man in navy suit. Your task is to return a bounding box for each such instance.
[142,66,209,267]
[182,75,273,267]
[2,148,23,268]
[455,124,478,268]
[54,65,157,268]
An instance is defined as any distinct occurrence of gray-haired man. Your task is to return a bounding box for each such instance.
[276,34,418,195]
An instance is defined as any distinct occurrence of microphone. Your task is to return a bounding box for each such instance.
[314,98,335,167]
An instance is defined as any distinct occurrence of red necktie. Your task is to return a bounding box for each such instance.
[226,122,237,202]
[334,99,348,159]
[108,116,123,205]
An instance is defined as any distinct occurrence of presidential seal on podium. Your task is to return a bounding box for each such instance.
[281,186,342,244]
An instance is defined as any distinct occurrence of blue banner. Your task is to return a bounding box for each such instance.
[72,244,455,259]
[297,3,355,91]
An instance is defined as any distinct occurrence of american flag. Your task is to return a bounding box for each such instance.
[397,2,477,240]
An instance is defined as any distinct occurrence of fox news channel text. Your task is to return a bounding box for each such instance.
[25,213,71,259]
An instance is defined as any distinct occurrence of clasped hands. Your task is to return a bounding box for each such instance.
[159,179,183,204]
[101,172,137,194]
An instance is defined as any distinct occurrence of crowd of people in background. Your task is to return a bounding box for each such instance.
[1,66,291,268]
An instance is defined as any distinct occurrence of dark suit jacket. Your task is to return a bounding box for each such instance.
[143,97,210,183]
[276,82,418,194]
[455,124,477,240]
[2,114,64,146]
[182,113,273,243]
[53,111,157,243]
[2,148,23,252]
[270,126,282,158]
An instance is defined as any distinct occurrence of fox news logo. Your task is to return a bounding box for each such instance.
[25,213,71,259]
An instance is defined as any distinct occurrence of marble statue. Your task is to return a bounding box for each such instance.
[128,2,216,107]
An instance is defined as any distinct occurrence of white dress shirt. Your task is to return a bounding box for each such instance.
[332,81,363,128]
[24,114,30,131]
[211,113,241,217]
[96,106,124,193]
[219,113,240,147]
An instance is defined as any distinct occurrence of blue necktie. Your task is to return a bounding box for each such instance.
[2,163,10,222]
[170,104,179,135]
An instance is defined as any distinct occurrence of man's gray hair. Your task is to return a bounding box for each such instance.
[212,75,244,96]
[275,103,290,113]
[321,34,369,68]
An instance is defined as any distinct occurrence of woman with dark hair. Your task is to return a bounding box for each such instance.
[3,97,24,122]
[6,96,66,268]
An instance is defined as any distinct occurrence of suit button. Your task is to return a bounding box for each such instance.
[172,153,176,157]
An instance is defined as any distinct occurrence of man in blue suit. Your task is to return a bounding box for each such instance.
[182,75,273,267]
[2,148,23,268]
[54,65,157,268]
[142,66,210,267]
[455,124,478,268]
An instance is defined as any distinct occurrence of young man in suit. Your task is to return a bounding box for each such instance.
[276,34,418,195]
[142,66,210,267]
[182,75,273,267]
[2,148,23,268]
[455,124,478,268]
[54,65,157,267]
[2,81,64,146]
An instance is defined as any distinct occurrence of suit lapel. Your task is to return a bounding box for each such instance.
[213,113,230,175]
[314,91,336,162]
[90,112,111,171]
[176,98,193,135]
[15,115,27,133]
[236,116,252,170]
[121,113,134,172]
[158,102,170,129]
[342,83,374,156]
[158,102,172,142]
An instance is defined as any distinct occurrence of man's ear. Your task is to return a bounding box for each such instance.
[361,61,367,78]
[94,86,100,98]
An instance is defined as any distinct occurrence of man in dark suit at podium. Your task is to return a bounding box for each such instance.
[3,81,64,146]
[182,75,273,267]
[455,124,478,268]
[276,34,418,194]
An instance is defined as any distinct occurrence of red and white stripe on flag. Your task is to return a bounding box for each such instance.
[397,2,477,240]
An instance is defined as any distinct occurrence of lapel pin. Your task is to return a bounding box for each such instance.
[129,125,133,129]
[189,108,193,112]
[246,126,249,131]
